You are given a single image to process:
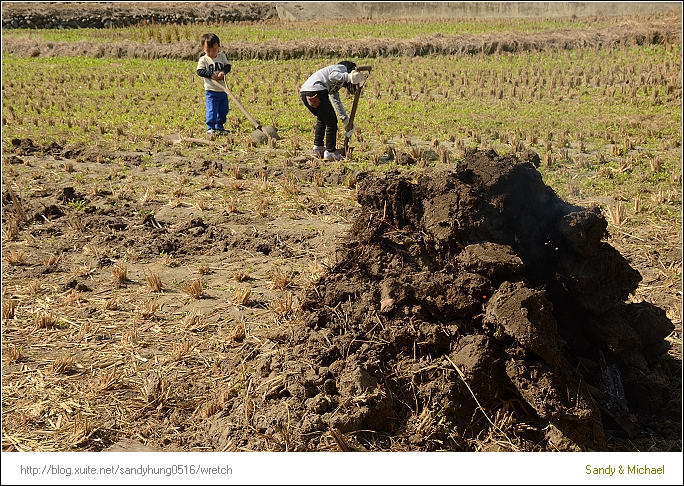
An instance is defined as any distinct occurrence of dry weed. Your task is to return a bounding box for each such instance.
[196,193,210,210]
[269,293,294,321]
[168,341,191,362]
[171,184,185,198]
[146,272,163,292]
[82,243,100,258]
[269,267,297,290]
[111,262,128,286]
[101,298,118,311]
[4,249,28,265]
[70,411,94,447]
[329,428,355,452]
[2,217,20,241]
[200,400,224,419]
[255,198,270,217]
[312,171,325,187]
[26,280,42,295]
[160,252,178,267]
[64,290,84,306]
[344,175,357,189]
[200,388,236,419]
[4,344,23,364]
[43,253,60,267]
[136,299,159,320]
[605,201,627,226]
[232,287,251,306]
[229,181,244,191]
[2,298,17,320]
[282,174,301,196]
[139,185,156,204]
[197,263,212,275]
[97,367,125,391]
[181,310,206,332]
[180,279,204,299]
[49,355,74,374]
[121,326,138,345]
[35,312,58,329]
[225,197,238,214]
[72,261,96,278]
[139,372,169,406]
[651,188,665,205]
[232,270,250,282]
[231,320,246,342]
[634,193,643,213]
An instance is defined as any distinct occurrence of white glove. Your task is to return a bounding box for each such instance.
[342,118,354,138]
[349,70,367,84]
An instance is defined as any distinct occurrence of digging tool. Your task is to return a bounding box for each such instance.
[342,65,372,155]
[210,79,280,145]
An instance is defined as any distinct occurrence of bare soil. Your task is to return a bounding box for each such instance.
[2,140,680,452]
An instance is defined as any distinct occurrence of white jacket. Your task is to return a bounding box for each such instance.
[300,64,352,120]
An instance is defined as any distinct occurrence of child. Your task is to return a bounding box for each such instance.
[196,33,231,135]
[300,61,368,160]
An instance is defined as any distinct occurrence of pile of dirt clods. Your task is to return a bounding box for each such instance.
[208,149,677,452]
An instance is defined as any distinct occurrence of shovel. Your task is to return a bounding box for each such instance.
[342,65,372,155]
[210,79,280,145]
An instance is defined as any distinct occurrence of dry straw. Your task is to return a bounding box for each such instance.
[180,279,204,299]
[146,272,163,292]
[232,287,251,306]
[2,298,17,320]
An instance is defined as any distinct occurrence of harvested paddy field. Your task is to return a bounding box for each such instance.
[1,3,681,454]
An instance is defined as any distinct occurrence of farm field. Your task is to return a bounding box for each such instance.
[1,6,682,455]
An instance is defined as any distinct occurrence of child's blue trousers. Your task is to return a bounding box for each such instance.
[205,90,229,131]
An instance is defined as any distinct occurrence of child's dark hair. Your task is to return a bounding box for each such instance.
[338,60,358,95]
[338,60,356,73]
[201,33,221,47]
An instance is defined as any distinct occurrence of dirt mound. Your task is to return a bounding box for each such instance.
[202,149,677,451]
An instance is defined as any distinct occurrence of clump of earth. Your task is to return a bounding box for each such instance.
[201,148,678,451]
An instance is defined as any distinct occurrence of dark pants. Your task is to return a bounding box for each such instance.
[301,90,338,152]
